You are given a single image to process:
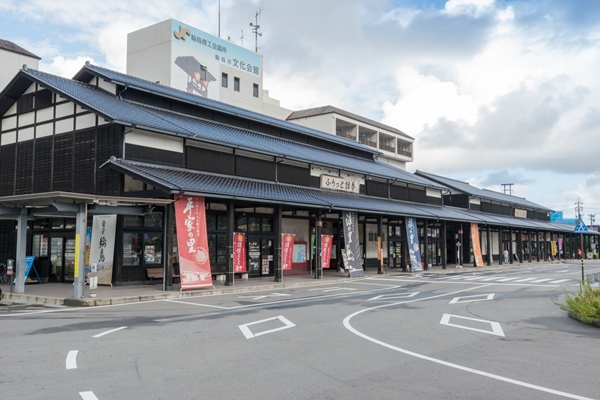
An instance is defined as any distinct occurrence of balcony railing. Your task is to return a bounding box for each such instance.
[359,139,377,148]
[336,131,356,141]
[379,143,396,153]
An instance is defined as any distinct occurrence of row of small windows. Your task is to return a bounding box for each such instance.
[221,73,259,98]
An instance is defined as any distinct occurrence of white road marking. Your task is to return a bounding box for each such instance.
[239,315,295,339]
[497,277,520,282]
[343,285,594,400]
[479,276,510,281]
[66,350,78,369]
[93,326,127,338]
[308,287,357,292]
[514,277,536,282]
[79,391,99,400]
[531,278,553,283]
[449,293,494,304]
[440,313,505,337]
[238,293,292,300]
[549,279,571,283]
[165,299,229,309]
[368,292,419,301]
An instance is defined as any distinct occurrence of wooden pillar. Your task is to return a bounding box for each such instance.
[441,221,447,269]
[423,219,429,270]
[498,226,503,265]
[274,204,282,282]
[486,225,492,266]
[315,210,322,279]
[377,215,384,274]
[225,200,235,286]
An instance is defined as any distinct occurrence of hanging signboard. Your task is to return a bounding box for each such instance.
[470,222,484,267]
[405,217,423,272]
[343,211,364,277]
[281,234,295,271]
[174,195,213,290]
[321,235,333,269]
[88,215,117,285]
[233,232,247,273]
[320,175,360,194]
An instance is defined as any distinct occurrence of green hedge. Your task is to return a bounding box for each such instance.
[558,281,600,325]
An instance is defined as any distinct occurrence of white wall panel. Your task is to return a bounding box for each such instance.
[36,122,53,138]
[125,129,183,152]
[2,115,17,130]
[18,127,34,141]
[1,131,16,145]
[76,113,96,130]
[55,118,74,134]
[37,107,53,122]
[18,112,34,126]
[56,102,74,118]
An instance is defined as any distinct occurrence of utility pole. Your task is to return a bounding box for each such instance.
[575,200,583,221]
[249,8,262,53]
[589,213,596,227]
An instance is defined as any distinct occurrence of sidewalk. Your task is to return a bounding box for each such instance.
[0,260,561,308]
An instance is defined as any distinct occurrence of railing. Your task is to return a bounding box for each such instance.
[336,132,356,141]
[379,143,396,153]
[397,149,412,157]
[359,139,377,148]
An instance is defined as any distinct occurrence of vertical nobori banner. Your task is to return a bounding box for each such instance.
[233,232,247,273]
[174,195,213,289]
[470,222,484,267]
[405,217,423,272]
[281,234,295,270]
[89,215,117,285]
[343,211,364,277]
[321,235,333,269]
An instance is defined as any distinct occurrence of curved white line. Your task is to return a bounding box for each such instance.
[66,350,78,369]
[93,326,127,338]
[342,285,594,400]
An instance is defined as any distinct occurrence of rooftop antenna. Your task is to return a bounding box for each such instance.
[218,0,221,38]
[249,7,263,53]
[501,183,513,195]
[239,30,244,47]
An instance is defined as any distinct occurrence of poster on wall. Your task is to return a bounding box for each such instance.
[321,235,333,269]
[470,223,484,267]
[233,232,247,273]
[281,234,295,271]
[342,211,364,277]
[174,195,214,290]
[404,217,423,272]
[551,241,557,257]
[88,215,117,285]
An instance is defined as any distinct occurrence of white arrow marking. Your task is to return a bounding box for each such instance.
[368,292,419,301]
[80,392,99,400]
[93,326,127,338]
[440,314,505,337]
[238,293,292,300]
[66,350,78,369]
[239,315,296,339]
[449,293,495,304]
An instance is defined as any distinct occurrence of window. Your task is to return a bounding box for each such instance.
[234,77,240,92]
[253,83,259,97]
[221,73,228,88]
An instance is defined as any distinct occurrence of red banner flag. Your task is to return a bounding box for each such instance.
[281,234,295,271]
[174,195,213,289]
[233,232,247,273]
[321,235,333,269]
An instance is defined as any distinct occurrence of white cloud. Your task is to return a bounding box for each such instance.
[443,0,495,17]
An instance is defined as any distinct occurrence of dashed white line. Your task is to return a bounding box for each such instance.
[93,326,127,338]
[66,350,78,369]
[79,391,99,400]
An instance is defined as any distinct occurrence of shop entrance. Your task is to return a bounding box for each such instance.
[389,240,403,269]
[247,236,274,277]
[49,235,76,282]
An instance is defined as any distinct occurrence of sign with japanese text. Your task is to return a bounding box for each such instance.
[233,232,247,273]
[551,241,557,256]
[88,214,117,285]
[321,235,333,269]
[405,217,423,272]
[514,209,527,218]
[470,223,484,267]
[320,175,360,194]
[343,211,364,277]
[175,195,213,289]
[281,234,295,271]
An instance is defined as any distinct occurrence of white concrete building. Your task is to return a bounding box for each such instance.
[0,39,40,92]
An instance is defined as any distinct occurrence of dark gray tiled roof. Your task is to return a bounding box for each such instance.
[415,170,553,212]
[104,158,465,220]
[104,158,579,233]
[20,67,441,188]
[76,63,380,154]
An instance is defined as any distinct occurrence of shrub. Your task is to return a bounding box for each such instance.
[558,280,600,325]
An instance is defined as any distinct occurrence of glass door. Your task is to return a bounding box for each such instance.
[260,238,274,276]
[248,239,261,277]
[49,236,75,282]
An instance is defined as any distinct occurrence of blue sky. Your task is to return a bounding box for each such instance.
[1,0,599,221]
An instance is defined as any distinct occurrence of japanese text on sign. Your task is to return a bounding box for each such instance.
[320,175,360,194]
